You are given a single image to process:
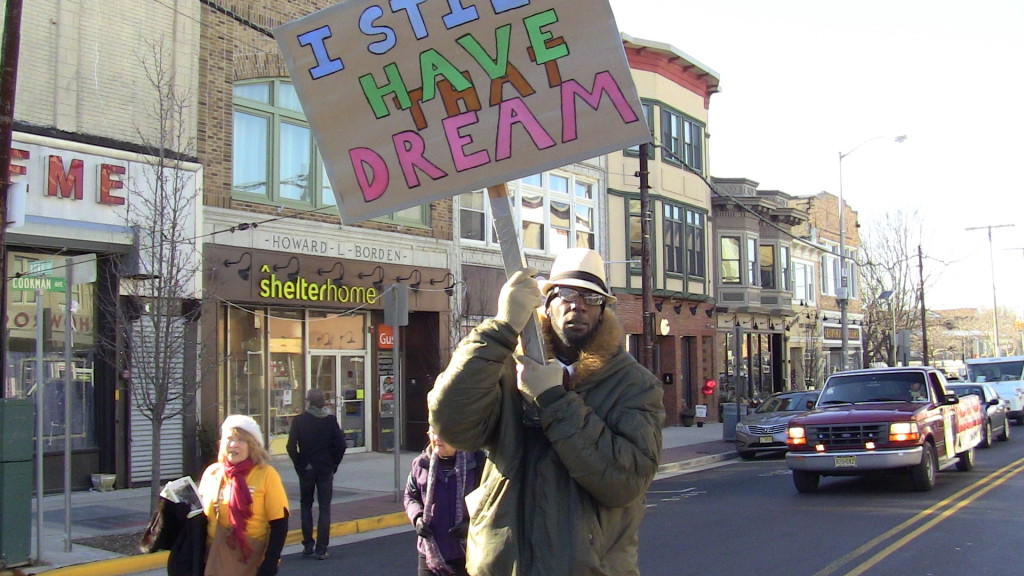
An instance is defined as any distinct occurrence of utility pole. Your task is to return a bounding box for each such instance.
[966,224,1014,357]
[638,143,654,372]
[0,0,25,394]
[918,245,929,366]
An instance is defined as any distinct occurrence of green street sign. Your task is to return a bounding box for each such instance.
[9,276,67,292]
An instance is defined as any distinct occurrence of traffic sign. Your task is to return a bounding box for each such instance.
[9,276,66,292]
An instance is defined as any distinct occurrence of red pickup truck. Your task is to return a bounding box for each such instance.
[785,366,983,493]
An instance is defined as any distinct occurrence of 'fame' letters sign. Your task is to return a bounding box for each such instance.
[275,0,650,223]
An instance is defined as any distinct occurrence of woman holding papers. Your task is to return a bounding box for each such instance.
[198,415,290,576]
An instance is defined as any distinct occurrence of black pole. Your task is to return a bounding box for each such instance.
[0,0,24,395]
[639,143,654,372]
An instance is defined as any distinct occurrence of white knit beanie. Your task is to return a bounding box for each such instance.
[221,414,264,448]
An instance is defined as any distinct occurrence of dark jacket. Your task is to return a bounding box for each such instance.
[287,409,346,474]
[429,309,665,576]
[140,498,206,576]
[403,450,485,564]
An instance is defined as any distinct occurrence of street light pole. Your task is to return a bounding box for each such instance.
[837,135,906,371]
[967,224,1014,356]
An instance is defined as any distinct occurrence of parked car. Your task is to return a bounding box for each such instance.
[735,390,820,460]
[947,383,1011,448]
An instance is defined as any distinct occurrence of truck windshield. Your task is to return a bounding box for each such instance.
[819,372,926,404]
[966,361,1024,383]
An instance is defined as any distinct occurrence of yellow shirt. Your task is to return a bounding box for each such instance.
[198,462,289,544]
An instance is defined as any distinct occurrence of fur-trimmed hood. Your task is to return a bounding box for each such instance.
[539,307,625,390]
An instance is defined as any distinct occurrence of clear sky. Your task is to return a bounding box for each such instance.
[607,0,1024,314]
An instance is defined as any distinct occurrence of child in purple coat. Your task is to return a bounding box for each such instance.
[403,428,484,576]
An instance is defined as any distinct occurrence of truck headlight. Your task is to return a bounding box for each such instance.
[889,421,920,442]
[787,426,806,446]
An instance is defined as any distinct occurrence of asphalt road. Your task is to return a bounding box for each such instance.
[272,437,1024,576]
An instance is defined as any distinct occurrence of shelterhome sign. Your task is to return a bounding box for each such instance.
[275,0,648,223]
[257,265,379,304]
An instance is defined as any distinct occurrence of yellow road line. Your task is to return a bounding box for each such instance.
[811,457,1024,576]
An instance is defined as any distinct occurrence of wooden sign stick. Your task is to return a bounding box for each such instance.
[488,183,547,425]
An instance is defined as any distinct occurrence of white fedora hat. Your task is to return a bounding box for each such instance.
[540,248,616,304]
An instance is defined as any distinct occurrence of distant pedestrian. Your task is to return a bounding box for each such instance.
[198,414,289,576]
[287,389,347,560]
[403,427,484,576]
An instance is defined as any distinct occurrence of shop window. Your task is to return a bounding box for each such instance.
[5,251,97,451]
[225,306,266,419]
[268,310,305,449]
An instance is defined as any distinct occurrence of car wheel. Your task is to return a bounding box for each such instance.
[793,470,819,493]
[1017,414,1024,426]
[980,420,992,448]
[999,418,1011,441]
[910,442,937,491]
[738,450,756,461]
[956,446,975,471]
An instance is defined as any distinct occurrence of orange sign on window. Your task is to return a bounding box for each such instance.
[377,324,394,350]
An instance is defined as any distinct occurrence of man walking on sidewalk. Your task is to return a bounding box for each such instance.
[287,389,347,560]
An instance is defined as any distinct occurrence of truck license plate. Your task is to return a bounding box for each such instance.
[759,436,773,444]
[834,455,857,468]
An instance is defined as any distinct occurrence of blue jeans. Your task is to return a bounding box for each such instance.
[299,466,334,553]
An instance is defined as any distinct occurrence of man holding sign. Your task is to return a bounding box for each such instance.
[276,1,658,570]
[428,249,664,575]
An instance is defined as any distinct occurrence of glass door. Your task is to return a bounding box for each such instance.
[309,352,368,452]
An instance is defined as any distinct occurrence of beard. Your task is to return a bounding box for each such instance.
[551,318,599,356]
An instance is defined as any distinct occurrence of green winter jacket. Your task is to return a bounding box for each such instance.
[428,309,665,576]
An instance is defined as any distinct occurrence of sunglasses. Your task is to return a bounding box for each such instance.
[553,286,606,306]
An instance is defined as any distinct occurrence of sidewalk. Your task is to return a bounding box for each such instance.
[8,422,734,576]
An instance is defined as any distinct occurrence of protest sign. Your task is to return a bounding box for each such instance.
[275,0,649,223]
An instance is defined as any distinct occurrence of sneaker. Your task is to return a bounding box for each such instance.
[314,551,330,561]
[302,544,314,557]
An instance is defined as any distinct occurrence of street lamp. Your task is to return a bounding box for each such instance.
[878,289,896,366]
[837,134,907,371]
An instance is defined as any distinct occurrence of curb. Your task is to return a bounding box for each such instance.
[656,451,738,475]
[32,453,736,576]
[39,512,410,576]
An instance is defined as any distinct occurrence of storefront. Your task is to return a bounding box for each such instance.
[822,313,863,373]
[202,243,452,456]
[3,132,202,491]
[716,312,789,411]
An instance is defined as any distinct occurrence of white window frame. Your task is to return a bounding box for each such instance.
[232,79,429,227]
[457,170,599,255]
[793,259,815,305]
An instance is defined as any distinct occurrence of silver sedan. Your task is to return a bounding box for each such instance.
[735,390,820,460]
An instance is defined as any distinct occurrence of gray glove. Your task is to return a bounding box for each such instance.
[495,267,543,333]
[515,354,564,402]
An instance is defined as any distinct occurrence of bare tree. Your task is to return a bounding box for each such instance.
[931,307,1020,360]
[859,211,931,366]
[104,41,202,508]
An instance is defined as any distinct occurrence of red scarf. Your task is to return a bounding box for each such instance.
[222,458,255,562]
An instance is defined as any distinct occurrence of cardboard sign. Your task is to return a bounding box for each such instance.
[275,0,649,223]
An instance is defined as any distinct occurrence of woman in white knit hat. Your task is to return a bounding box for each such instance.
[197,415,290,576]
